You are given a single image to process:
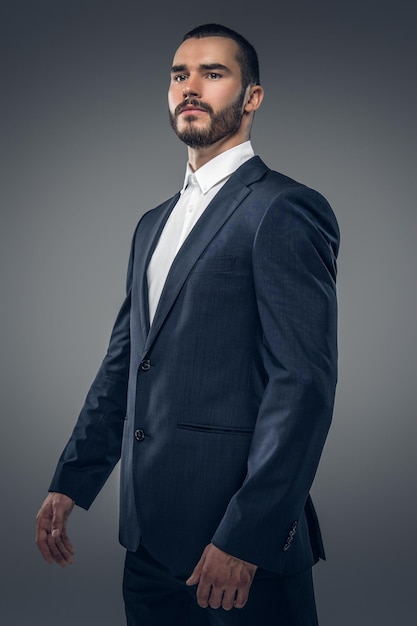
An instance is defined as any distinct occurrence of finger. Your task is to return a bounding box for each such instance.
[54,532,75,563]
[46,525,74,566]
[221,589,237,611]
[46,531,74,567]
[186,555,204,586]
[51,526,75,556]
[36,532,54,564]
[35,512,54,563]
[54,528,75,560]
[60,528,75,555]
[51,506,66,536]
[207,586,224,610]
[195,580,212,608]
[234,586,250,609]
[185,569,200,586]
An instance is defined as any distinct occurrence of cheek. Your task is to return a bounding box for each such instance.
[167,93,174,113]
[168,86,182,112]
[210,87,240,109]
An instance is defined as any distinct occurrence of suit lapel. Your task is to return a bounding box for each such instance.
[135,193,180,343]
[143,157,269,353]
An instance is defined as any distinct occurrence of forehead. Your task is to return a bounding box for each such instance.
[171,36,241,71]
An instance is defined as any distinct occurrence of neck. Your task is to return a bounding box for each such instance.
[188,137,248,171]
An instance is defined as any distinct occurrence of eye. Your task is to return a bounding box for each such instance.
[173,74,188,82]
[207,72,221,80]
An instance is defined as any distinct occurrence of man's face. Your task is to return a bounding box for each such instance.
[168,37,247,149]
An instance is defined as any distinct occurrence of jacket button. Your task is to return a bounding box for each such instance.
[134,428,145,442]
[140,359,151,371]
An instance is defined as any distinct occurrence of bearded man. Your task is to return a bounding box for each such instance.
[36,23,339,626]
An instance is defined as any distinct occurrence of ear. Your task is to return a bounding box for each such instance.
[244,85,264,113]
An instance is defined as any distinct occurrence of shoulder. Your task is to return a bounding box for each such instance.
[237,157,339,247]
[247,162,340,259]
[131,192,180,236]
[238,157,336,214]
[141,193,180,223]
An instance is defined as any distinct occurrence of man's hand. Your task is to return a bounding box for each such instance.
[186,543,258,610]
[35,492,75,567]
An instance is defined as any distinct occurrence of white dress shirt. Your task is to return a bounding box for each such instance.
[147,141,255,323]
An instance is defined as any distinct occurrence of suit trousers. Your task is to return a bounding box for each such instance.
[123,544,319,626]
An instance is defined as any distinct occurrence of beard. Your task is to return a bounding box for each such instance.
[169,89,246,148]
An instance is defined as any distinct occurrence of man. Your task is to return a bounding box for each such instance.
[36,24,339,626]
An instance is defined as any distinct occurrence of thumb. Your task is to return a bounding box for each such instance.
[186,556,204,586]
[50,495,72,536]
[51,508,64,537]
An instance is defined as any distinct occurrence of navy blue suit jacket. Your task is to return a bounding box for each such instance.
[50,156,340,576]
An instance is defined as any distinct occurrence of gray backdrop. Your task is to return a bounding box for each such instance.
[1,1,416,624]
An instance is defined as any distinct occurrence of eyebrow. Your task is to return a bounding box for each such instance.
[171,63,231,74]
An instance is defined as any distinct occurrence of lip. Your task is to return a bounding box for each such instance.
[179,106,207,115]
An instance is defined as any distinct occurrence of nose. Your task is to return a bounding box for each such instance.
[182,75,201,99]
[183,86,199,99]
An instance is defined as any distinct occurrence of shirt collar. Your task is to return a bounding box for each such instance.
[180,141,255,195]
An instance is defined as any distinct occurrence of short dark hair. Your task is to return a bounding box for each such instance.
[182,23,260,88]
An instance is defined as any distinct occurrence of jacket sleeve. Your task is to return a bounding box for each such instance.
[48,241,135,510]
[211,185,340,571]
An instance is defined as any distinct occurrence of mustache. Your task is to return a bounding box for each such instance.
[175,98,213,116]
